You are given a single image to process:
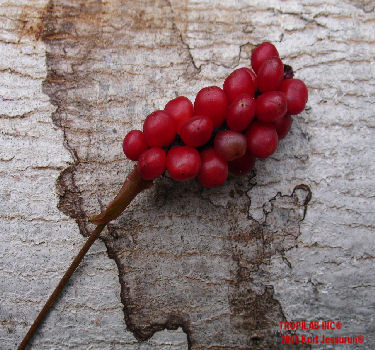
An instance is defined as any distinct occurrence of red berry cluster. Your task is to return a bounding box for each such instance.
[122,42,308,187]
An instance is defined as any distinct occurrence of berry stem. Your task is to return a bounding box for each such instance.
[17,223,106,350]
[17,167,153,350]
[91,165,153,224]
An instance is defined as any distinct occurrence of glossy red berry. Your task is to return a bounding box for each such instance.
[280,79,308,115]
[164,96,194,133]
[226,94,256,132]
[166,146,201,181]
[246,121,278,158]
[143,110,177,147]
[255,91,287,123]
[180,115,214,147]
[194,86,228,127]
[242,67,257,89]
[122,130,148,161]
[223,68,256,103]
[228,151,256,176]
[274,114,293,139]
[257,57,284,92]
[214,130,247,161]
[137,147,166,180]
[251,42,279,74]
[198,148,228,188]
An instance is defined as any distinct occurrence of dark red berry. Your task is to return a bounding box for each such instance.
[166,146,201,181]
[251,42,279,74]
[214,130,247,161]
[143,110,177,147]
[164,96,194,133]
[226,94,256,132]
[242,67,257,89]
[122,130,148,161]
[274,114,293,139]
[255,91,287,123]
[137,147,166,180]
[246,121,278,158]
[280,79,308,115]
[257,57,284,92]
[198,148,228,188]
[283,64,294,79]
[223,68,255,103]
[180,115,214,147]
[194,86,228,127]
[228,151,256,176]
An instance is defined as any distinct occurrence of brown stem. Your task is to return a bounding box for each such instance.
[17,224,106,350]
[91,166,153,225]
[17,167,152,350]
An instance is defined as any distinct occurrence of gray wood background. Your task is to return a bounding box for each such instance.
[1,0,374,349]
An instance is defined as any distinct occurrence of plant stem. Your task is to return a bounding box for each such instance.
[91,166,153,225]
[17,223,106,350]
[17,167,152,350]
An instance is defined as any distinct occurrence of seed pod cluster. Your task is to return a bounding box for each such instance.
[122,42,308,187]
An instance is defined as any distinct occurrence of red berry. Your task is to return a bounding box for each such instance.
[166,146,201,181]
[242,67,257,89]
[143,110,177,147]
[255,91,287,123]
[122,130,148,161]
[223,68,255,103]
[137,147,166,180]
[164,96,194,133]
[194,86,228,127]
[251,42,279,74]
[246,121,278,158]
[280,79,308,115]
[180,115,214,147]
[226,94,256,132]
[214,130,247,161]
[257,57,284,92]
[274,114,293,139]
[198,148,228,188]
[228,151,256,176]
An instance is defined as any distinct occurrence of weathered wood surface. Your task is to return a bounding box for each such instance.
[1,0,374,349]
